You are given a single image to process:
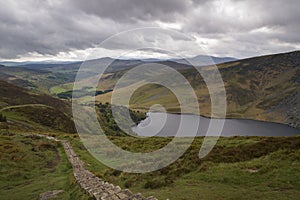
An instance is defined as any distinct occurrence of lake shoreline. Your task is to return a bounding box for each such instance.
[133,112,300,137]
[148,111,300,130]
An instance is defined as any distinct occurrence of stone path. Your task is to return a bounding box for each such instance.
[61,140,157,200]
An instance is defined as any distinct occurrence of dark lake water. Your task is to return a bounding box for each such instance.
[132,112,300,137]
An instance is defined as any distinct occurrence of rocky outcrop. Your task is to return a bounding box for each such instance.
[269,91,300,128]
[61,140,157,200]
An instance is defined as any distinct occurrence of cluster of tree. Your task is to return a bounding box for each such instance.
[0,113,7,122]
[96,102,146,136]
[57,89,113,99]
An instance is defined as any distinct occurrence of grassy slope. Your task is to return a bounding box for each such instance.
[2,105,76,133]
[0,81,76,133]
[0,133,90,200]
[68,135,300,200]
[0,80,71,114]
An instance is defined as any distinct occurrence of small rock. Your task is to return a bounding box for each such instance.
[39,190,64,200]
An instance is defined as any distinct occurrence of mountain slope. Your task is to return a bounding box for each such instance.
[95,51,300,128]
[217,51,300,127]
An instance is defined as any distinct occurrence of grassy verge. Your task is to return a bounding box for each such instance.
[0,133,91,200]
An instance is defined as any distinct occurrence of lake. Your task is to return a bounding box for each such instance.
[132,112,300,137]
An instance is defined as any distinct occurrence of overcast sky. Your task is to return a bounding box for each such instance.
[1,0,300,61]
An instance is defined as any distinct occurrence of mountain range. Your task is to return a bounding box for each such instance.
[0,54,236,69]
[0,51,299,129]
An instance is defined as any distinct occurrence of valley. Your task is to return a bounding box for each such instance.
[0,51,299,200]
[1,51,299,129]
[1,1,300,199]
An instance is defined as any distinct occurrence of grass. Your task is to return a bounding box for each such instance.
[0,132,91,200]
[2,105,76,133]
[1,125,299,199]
[66,135,300,200]
[50,83,74,94]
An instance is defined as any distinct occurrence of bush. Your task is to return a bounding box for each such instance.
[0,113,7,122]
[38,141,56,151]
[124,179,134,188]
[144,177,172,189]
[95,103,146,136]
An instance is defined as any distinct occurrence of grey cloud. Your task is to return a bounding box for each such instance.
[70,0,192,23]
[0,0,117,58]
[0,0,299,60]
[184,0,300,57]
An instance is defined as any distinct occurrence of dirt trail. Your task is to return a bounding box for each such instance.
[0,104,50,112]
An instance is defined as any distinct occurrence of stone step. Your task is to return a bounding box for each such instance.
[60,140,156,200]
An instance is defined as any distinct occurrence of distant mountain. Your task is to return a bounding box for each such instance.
[0,55,236,71]
[0,60,78,66]
[5,57,193,73]
[171,55,237,66]
[2,57,141,72]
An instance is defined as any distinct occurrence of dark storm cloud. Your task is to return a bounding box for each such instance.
[0,0,118,59]
[69,0,192,23]
[0,0,299,60]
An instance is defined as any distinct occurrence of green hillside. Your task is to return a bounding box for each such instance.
[95,51,300,128]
